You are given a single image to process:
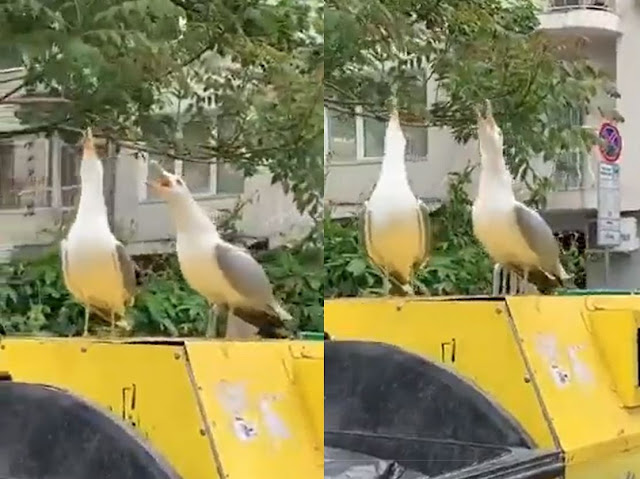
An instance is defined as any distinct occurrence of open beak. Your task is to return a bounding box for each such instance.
[485,99,493,120]
[82,127,95,160]
[146,160,172,192]
[474,104,484,121]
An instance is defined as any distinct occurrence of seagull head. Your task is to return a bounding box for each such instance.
[146,160,190,201]
[475,99,504,160]
[80,127,104,179]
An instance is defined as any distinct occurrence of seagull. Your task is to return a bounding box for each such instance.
[472,100,571,294]
[146,161,294,339]
[360,109,431,295]
[61,129,138,335]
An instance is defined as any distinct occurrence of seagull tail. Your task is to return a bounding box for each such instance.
[233,304,296,339]
[557,262,572,282]
[269,300,294,323]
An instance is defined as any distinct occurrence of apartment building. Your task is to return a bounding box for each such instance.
[0,68,311,259]
[325,0,640,289]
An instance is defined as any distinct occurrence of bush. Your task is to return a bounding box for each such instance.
[0,232,323,336]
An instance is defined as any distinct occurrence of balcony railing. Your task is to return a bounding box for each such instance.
[546,0,616,13]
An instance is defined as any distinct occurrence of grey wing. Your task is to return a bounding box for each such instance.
[415,200,432,268]
[358,204,370,257]
[514,203,561,272]
[215,242,274,305]
[113,242,137,299]
[60,239,76,295]
[360,203,381,265]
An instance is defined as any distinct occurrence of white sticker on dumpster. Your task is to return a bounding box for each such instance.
[536,334,571,388]
[233,416,258,441]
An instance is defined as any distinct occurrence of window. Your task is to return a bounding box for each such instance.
[553,108,586,191]
[58,140,108,207]
[0,142,17,208]
[0,45,22,70]
[326,110,357,161]
[0,139,51,210]
[325,107,428,162]
[144,117,245,200]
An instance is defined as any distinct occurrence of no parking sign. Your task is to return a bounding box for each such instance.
[598,122,622,163]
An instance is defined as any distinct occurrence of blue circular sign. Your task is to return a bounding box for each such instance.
[598,122,622,163]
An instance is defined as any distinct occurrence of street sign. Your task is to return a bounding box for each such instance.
[597,161,621,247]
[598,122,622,164]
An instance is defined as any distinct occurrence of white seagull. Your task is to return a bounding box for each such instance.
[61,129,138,335]
[360,109,431,295]
[147,161,294,339]
[472,100,571,294]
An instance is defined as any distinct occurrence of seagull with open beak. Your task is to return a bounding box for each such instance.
[147,160,294,339]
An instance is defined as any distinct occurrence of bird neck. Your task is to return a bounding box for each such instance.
[378,146,410,189]
[168,194,219,237]
[76,159,110,228]
[478,154,515,200]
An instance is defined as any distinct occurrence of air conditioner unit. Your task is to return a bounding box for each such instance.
[586,217,640,253]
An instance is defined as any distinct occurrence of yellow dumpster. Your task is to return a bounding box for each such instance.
[0,337,323,479]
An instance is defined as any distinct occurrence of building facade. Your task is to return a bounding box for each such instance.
[325,0,640,289]
[0,71,312,259]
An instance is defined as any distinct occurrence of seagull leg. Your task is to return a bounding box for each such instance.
[522,269,529,295]
[206,304,222,338]
[508,268,517,295]
[83,307,90,337]
[492,264,501,295]
[382,271,391,295]
[501,266,508,295]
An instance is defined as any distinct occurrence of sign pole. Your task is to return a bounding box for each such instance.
[595,120,622,287]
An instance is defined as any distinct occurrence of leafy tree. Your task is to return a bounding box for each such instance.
[325,0,616,203]
[0,0,323,214]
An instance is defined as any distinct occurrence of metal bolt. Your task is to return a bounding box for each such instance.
[174,352,181,360]
[524,376,531,383]
[80,347,87,353]
[199,428,206,436]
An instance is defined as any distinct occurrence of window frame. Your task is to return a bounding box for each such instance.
[0,135,53,213]
[324,106,428,164]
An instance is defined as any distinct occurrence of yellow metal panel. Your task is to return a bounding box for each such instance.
[0,337,218,479]
[185,340,323,479]
[324,297,556,449]
[506,296,640,469]
[589,309,640,407]
[288,342,324,447]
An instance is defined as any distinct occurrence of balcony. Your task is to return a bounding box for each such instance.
[539,0,622,37]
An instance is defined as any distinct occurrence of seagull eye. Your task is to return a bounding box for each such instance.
[160,178,172,188]
[176,178,184,186]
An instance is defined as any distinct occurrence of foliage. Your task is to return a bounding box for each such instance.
[325,0,617,204]
[0,0,323,215]
[0,232,323,336]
